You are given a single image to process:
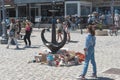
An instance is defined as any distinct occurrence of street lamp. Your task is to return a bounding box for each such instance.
[0,0,7,44]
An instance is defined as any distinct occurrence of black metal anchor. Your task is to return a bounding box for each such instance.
[41,1,67,54]
[41,26,67,54]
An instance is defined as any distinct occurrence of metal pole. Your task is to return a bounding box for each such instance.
[51,0,57,44]
[0,0,8,44]
[0,8,1,21]
[0,8,2,36]
[111,0,114,25]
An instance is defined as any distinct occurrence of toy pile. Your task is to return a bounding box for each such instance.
[31,48,85,67]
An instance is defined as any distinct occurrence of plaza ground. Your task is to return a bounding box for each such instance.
[0,28,120,80]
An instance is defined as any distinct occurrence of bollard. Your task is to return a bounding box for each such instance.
[0,21,8,44]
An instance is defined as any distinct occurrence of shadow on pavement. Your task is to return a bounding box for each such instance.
[27,46,40,48]
[31,35,36,37]
[14,48,25,50]
[86,77,114,80]
[12,45,41,50]
[69,40,79,43]
[25,45,41,49]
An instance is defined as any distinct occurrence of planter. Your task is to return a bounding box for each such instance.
[95,30,108,36]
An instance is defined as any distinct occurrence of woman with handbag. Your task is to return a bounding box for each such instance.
[24,21,32,48]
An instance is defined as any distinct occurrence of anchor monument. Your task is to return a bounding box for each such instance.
[41,1,67,54]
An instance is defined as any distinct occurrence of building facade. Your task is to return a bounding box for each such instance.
[1,0,120,23]
[92,0,120,14]
[0,0,15,21]
[14,0,92,23]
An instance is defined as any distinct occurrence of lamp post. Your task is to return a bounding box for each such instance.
[0,0,7,44]
[111,0,114,24]
[0,8,2,36]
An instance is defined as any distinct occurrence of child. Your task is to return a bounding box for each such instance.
[46,52,54,66]
[78,25,97,79]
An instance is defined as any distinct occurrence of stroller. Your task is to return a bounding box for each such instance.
[108,24,118,36]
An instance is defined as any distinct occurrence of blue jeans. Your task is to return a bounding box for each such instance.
[81,52,97,76]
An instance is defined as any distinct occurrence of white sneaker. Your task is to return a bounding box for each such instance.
[76,75,85,80]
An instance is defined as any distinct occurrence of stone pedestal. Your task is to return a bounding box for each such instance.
[95,30,108,36]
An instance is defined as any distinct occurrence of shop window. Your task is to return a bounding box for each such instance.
[81,5,90,16]
[66,3,78,15]
[99,7,110,14]
[114,6,120,14]
[18,6,26,17]
[7,8,15,17]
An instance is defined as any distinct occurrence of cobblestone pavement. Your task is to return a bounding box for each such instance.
[0,28,120,80]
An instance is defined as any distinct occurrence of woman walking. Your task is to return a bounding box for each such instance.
[24,21,32,48]
[6,18,19,49]
[78,25,97,79]
[16,19,21,39]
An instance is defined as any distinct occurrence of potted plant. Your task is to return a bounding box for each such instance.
[95,22,108,36]
[97,22,103,31]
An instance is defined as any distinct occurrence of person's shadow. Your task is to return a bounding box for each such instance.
[69,40,79,43]
[86,77,114,80]
[66,40,79,44]
[14,47,25,50]
[76,77,114,80]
